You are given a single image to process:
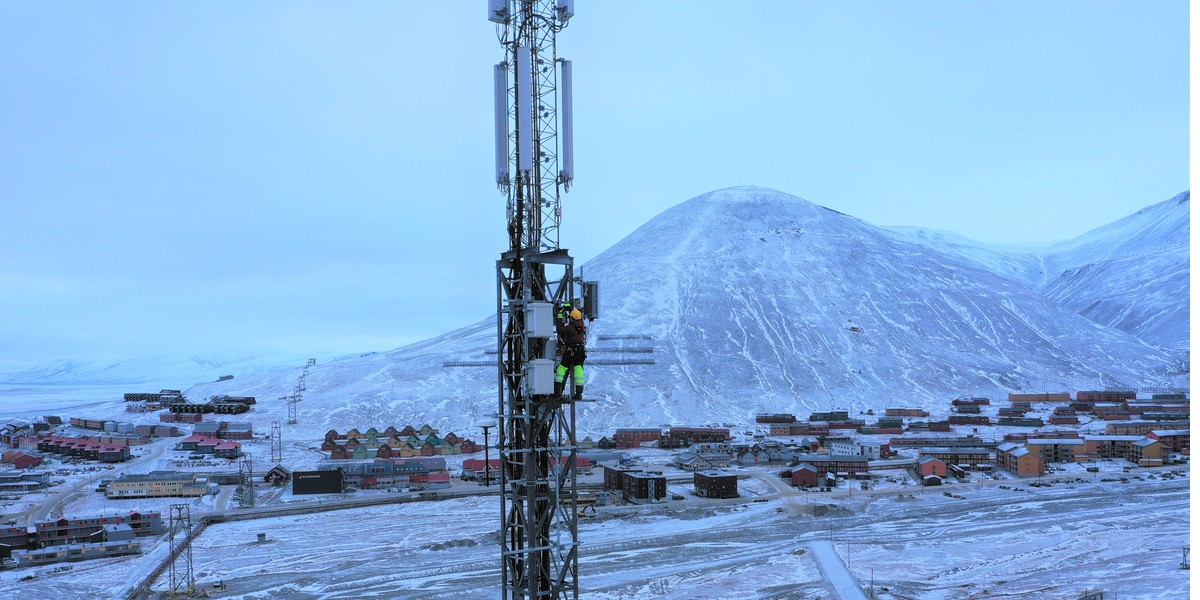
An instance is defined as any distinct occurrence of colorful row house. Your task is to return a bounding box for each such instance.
[323,428,478,459]
[326,424,439,442]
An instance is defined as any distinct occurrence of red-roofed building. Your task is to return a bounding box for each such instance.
[2,451,43,470]
[462,459,501,481]
[213,441,242,459]
[178,435,208,451]
[790,464,820,488]
[427,472,451,489]
[97,446,130,463]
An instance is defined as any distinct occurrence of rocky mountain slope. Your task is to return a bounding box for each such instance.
[179,187,1188,437]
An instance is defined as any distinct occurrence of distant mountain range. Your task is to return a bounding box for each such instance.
[889,191,1189,350]
[1,187,1188,437]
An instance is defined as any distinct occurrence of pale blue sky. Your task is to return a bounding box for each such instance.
[0,2,1189,366]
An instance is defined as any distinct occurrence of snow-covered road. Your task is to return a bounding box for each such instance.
[808,540,870,600]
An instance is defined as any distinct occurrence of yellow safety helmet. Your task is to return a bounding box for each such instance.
[569,309,582,320]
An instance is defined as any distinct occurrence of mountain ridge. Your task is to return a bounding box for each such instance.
[1,187,1187,438]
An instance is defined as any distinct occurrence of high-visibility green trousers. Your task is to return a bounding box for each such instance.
[555,363,584,386]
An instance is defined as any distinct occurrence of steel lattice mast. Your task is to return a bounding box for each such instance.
[489,1,580,598]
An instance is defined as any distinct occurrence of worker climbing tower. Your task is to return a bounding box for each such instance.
[489,1,590,598]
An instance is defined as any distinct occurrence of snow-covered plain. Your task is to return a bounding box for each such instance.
[2,466,1187,599]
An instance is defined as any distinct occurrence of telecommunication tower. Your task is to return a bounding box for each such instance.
[489,1,593,598]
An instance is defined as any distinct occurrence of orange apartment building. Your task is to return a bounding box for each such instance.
[995,441,1046,476]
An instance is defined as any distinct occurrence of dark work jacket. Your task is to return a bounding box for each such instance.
[557,318,587,346]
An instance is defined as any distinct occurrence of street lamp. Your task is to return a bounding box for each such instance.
[478,420,496,487]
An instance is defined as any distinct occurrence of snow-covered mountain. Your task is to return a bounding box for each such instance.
[0,353,333,386]
[3,187,1187,438]
[174,187,1187,437]
[887,191,1190,350]
[1036,192,1189,350]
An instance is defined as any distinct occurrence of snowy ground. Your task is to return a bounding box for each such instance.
[1,385,1192,599]
[0,465,1188,599]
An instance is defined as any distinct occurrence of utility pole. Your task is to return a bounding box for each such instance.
[270,421,283,464]
[489,2,587,599]
[167,504,196,599]
[480,421,496,487]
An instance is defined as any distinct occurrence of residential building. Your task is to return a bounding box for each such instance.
[34,512,162,546]
[602,465,637,491]
[1008,392,1071,403]
[917,448,991,470]
[809,411,850,422]
[693,470,738,498]
[13,540,141,567]
[0,470,50,493]
[755,414,796,424]
[106,472,211,499]
[952,397,990,406]
[885,408,929,418]
[889,436,995,449]
[263,465,291,485]
[1024,439,1086,463]
[1146,430,1189,453]
[1077,390,1136,403]
[827,440,886,460]
[675,443,735,470]
[1130,438,1166,466]
[995,442,1046,477]
[660,427,730,449]
[948,415,991,426]
[612,429,662,449]
[1,451,43,470]
[458,458,496,482]
[916,456,946,478]
[1106,421,1189,436]
[621,472,666,504]
[790,464,820,488]
[1083,435,1146,461]
[791,454,869,477]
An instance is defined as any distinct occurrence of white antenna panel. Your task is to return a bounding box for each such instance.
[559,59,573,183]
[488,0,508,23]
[494,63,509,185]
[516,46,533,173]
[557,0,574,22]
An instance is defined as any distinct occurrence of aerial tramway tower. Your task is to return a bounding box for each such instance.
[489,1,590,598]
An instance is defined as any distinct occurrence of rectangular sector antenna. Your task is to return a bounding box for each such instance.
[559,59,573,182]
[488,0,508,23]
[516,46,533,173]
[494,63,509,185]
[557,0,574,22]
